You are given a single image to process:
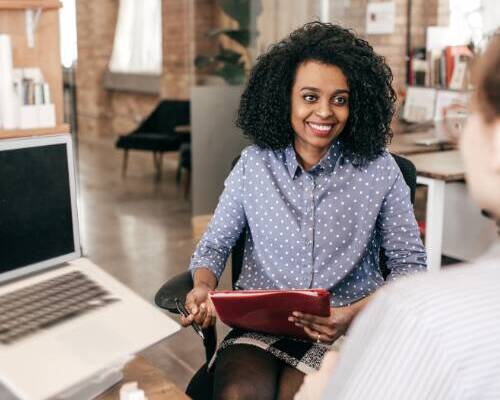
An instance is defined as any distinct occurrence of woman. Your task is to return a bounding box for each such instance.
[182,22,426,400]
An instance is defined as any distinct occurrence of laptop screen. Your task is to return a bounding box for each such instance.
[0,135,81,282]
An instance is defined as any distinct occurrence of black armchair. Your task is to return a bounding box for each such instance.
[115,100,190,181]
[154,153,417,398]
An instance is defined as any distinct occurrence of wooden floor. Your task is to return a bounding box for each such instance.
[76,135,230,391]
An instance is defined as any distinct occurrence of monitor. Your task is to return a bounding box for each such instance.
[0,134,81,282]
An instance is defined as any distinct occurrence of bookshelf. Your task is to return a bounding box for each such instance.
[0,0,69,138]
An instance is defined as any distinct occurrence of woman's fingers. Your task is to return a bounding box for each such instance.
[303,325,336,344]
[183,288,216,329]
[179,313,193,327]
[185,293,199,316]
[302,325,316,341]
[193,302,207,325]
[290,312,335,334]
[201,303,216,329]
[293,311,330,325]
[300,320,335,336]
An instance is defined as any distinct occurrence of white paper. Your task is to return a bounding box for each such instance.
[22,67,44,83]
[0,34,18,129]
[403,87,437,123]
[38,104,56,128]
[366,2,395,35]
[434,90,471,121]
[19,105,39,129]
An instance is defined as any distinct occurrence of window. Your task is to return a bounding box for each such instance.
[449,0,482,46]
[109,0,162,75]
[59,0,78,68]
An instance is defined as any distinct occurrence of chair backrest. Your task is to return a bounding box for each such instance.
[135,100,190,134]
[230,153,417,286]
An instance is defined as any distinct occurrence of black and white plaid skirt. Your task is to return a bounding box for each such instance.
[208,329,334,374]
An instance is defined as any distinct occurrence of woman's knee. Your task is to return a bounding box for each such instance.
[216,380,271,400]
[213,344,280,400]
[277,365,305,400]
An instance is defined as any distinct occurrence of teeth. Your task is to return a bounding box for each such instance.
[309,123,332,131]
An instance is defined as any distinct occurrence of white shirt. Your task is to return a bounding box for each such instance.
[322,240,500,400]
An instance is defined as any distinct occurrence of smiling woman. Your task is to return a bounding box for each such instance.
[183,21,426,400]
[291,62,350,170]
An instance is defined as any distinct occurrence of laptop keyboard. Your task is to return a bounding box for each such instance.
[0,271,119,345]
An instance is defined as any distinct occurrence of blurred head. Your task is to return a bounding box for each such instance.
[460,35,500,220]
[237,21,396,166]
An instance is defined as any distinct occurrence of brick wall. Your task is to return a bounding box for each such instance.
[76,0,216,137]
[75,0,116,137]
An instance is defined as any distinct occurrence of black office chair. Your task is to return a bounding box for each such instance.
[115,100,190,181]
[155,153,417,398]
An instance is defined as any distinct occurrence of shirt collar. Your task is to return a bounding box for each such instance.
[284,140,342,179]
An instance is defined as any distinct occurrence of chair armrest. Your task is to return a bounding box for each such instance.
[154,271,193,313]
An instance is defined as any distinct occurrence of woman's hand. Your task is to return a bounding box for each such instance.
[289,306,354,344]
[181,283,217,329]
[289,295,374,344]
[181,267,218,329]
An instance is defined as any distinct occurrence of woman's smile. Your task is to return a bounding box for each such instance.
[306,122,335,137]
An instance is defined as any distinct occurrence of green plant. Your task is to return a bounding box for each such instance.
[195,0,261,85]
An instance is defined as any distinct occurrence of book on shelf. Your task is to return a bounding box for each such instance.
[7,66,56,130]
[0,33,56,131]
[409,47,427,86]
[402,86,471,125]
[403,87,437,123]
[443,45,473,88]
[409,45,474,90]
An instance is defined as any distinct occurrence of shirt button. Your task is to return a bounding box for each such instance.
[305,239,311,246]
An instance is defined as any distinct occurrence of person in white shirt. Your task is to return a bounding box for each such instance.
[295,34,500,400]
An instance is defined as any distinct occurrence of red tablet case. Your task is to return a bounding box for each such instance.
[209,289,331,340]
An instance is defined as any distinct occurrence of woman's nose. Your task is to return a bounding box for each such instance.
[315,101,333,119]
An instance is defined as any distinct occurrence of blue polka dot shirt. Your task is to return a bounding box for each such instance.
[190,142,427,306]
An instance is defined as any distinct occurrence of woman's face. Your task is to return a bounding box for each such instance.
[290,61,350,156]
[460,111,500,219]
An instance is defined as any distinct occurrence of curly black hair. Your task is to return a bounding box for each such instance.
[236,21,396,166]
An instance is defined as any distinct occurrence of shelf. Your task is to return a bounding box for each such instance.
[0,124,70,139]
[0,0,61,10]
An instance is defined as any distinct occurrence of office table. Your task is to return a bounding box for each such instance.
[405,151,464,271]
[96,357,189,400]
[389,129,456,156]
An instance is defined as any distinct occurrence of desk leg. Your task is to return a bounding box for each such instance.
[417,176,445,272]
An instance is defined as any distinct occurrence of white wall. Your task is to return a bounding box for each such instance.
[482,0,500,35]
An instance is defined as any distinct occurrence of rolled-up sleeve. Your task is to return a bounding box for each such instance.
[189,154,247,281]
[377,166,427,279]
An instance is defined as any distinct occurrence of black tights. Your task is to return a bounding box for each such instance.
[213,344,305,400]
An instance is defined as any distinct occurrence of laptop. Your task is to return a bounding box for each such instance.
[0,134,180,400]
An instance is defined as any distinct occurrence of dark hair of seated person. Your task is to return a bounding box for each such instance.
[236,21,396,167]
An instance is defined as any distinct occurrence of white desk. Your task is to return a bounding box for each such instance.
[406,151,464,271]
[404,150,497,271]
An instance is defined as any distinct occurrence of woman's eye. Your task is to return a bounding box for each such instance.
[303,94,317,102]
[333,96,348,106]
